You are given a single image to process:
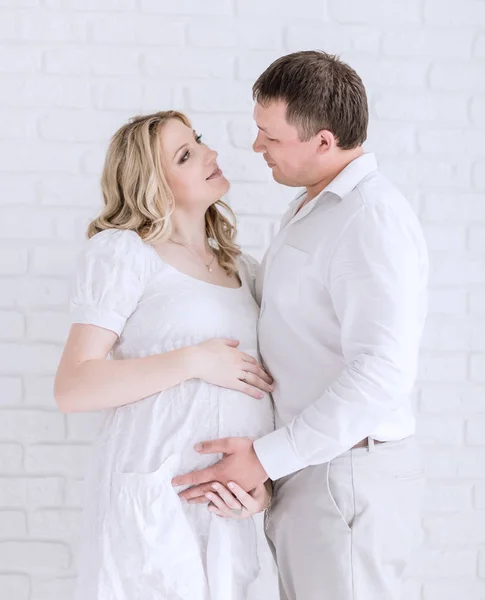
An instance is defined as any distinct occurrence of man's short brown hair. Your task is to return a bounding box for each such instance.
[252,50,368,150]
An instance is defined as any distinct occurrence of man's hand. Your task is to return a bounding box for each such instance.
[172,437,269,502]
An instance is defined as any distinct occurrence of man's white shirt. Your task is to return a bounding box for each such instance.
[253,153,429,481]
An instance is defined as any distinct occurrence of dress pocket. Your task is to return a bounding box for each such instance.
[106,453,208,600]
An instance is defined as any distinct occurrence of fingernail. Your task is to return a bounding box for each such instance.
[212,483,219,490]
[194,443,202,451]
[205,493,213,499]
[259,393,264,399]
[228,482,235,490]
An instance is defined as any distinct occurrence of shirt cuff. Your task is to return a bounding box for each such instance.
[253,426,307,481]
[71,305,126,337]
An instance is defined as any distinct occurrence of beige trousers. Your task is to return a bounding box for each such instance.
[265,437,425,600]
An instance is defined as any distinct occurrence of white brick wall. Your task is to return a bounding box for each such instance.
[0,1,484,598]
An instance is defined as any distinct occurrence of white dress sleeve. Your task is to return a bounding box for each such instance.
[70,229,148,336]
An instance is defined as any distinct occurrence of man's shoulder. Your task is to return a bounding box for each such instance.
[350,169,422,227]
[342,171,427,258]
[355,169,406,208]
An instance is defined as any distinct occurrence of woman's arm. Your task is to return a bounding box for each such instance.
[54,324,197,413]
[55,324,273,414]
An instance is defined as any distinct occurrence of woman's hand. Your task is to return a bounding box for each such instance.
[203,480,272,520]
[192,338,274,399]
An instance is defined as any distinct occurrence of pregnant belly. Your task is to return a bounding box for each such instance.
[217,389,275,439]
[100,381,274,476]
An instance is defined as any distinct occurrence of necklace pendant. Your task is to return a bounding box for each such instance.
[208,267,213,273]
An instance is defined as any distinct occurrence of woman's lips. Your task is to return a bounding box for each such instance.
[206,168,223,180]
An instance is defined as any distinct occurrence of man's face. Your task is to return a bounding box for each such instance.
[252,100,321,187]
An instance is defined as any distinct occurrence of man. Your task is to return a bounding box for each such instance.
[173,51,428,599]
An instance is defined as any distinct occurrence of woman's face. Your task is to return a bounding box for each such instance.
[160,118,230,211]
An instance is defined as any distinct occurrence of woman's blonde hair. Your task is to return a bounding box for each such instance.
[87,110,241,275]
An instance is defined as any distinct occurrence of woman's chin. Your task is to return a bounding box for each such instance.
[201,177,230,207]
[210,176,230,196]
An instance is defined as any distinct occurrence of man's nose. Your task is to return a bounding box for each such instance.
[252,132,264,153]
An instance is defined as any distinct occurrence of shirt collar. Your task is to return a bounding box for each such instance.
[323,152,377,199]
[288,190,306,212]
[287,153,378,221]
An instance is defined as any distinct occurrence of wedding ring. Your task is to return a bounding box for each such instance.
[241,371,248,382]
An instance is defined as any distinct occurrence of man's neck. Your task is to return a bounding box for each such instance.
[300,147,364,211]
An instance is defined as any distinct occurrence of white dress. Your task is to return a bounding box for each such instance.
[70,229,276,600]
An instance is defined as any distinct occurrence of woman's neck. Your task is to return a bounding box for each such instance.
[169,210,209,250]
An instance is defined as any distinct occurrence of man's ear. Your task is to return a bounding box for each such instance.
[316,130,336,154]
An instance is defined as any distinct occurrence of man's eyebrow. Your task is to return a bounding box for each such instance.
[258,125,278,139]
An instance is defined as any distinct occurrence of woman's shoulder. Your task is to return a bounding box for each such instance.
[81,229,162,278]
[237,253,260,302]
[238,253,260,280]
[86,228,145,254]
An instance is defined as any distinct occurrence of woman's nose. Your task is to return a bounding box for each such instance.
[206,147,218,163]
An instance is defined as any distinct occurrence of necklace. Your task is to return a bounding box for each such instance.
[169,238,216,272]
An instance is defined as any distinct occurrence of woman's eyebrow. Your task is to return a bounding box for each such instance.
[173,143,188,160]
[173,130,198,160]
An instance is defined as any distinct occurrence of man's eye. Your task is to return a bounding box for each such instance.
[195,133,203,144]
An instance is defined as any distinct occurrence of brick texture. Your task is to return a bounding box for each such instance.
[0,1,484,598]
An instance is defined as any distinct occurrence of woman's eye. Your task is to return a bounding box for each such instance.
[179,133,203,163]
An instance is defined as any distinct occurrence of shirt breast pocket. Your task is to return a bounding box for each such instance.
[266,244,309,308]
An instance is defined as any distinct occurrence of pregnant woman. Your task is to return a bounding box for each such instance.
[54,111,276,600]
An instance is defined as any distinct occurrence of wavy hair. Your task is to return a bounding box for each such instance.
[87,110,241,275]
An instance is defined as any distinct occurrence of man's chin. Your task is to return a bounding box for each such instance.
[271,171,299,187]
[271,170,285,184]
